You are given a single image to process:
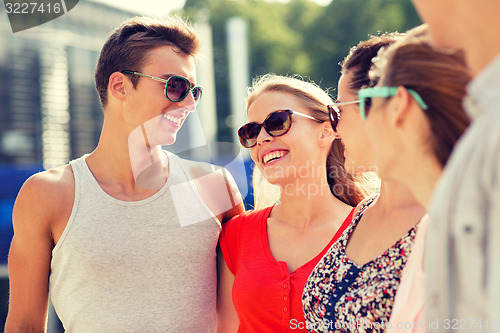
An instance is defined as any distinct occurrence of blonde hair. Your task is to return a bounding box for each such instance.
[246,74,371,209]
[252,167,281,210]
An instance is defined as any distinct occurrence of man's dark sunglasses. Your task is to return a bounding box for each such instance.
[238,109,324,148]
[122,70,202,104]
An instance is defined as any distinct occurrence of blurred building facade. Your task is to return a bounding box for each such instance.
[0,0,141,168]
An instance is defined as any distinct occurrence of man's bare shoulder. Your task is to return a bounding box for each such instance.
[175,157,220,177]
[173,156,245,221]
[173,156,235,183]
[15,164,75,216]
[21,164,74,194]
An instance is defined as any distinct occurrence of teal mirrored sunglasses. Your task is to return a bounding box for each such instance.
[358,86,428,121]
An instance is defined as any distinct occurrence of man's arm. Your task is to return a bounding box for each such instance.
[5,167,73,332]
[218,167,245,223]
[216,246,239,332]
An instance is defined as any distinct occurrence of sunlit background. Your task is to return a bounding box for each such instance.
[0,0,421,330]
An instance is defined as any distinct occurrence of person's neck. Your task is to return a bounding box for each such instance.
[374,180,422,214]
[375,147,442,211]
[403,156,442,209]
[465,30,500,76]
[272,177,349,231]
[86,119,164,196]
[127,123,168,189]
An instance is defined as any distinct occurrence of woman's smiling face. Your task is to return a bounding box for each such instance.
[246,91,325,185]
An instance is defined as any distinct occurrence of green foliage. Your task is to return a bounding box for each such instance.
[305,0,421,92]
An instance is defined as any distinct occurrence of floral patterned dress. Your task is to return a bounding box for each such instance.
[302,196,419,333]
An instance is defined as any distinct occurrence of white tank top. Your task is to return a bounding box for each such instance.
[49,153,220,332]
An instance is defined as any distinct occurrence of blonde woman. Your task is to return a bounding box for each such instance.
[217,74,369,332]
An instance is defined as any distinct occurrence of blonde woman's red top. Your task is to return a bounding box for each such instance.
[219,206,354,332]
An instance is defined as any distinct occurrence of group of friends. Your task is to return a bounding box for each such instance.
[4,0,500,332]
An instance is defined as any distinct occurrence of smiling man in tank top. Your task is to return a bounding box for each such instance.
[5,16,244,333]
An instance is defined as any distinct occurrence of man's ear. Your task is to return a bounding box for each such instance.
[392,86,412,128]
[108,72,127,101]
[319,120,336,147]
